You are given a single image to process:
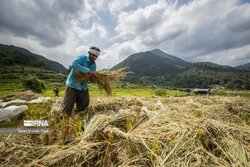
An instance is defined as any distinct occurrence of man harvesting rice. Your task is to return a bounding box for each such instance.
[62,46,100,116]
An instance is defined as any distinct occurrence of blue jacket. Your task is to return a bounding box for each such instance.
[66,55,96,91]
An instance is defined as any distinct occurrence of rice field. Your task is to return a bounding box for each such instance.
[0,93,250,166]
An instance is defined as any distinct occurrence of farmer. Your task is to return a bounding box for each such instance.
[53,87,59,96]
[62,46,100,116]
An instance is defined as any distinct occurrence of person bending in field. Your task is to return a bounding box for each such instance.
[62,46,100,116]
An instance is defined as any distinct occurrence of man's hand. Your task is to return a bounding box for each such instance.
[88,71,95,77]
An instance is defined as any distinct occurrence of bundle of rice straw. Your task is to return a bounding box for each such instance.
[76,68,129,96]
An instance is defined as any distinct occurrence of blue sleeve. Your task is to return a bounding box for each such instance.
[71,56,90,74]
[91,64,96,72]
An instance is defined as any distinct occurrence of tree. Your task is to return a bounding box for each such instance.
[23,75,46,93]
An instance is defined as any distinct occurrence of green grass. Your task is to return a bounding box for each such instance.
[0,101,53,127]
[41,81,66,97]
[1,80,250,98]
[211,88,250,98]
[0,79,66,97]
[42,87,250,99]
[88,84,190,97]
[0,80,23,96]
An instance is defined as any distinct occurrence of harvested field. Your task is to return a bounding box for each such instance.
[0,96,250,166]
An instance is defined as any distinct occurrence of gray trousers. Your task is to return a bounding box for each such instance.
[62,87,90,116]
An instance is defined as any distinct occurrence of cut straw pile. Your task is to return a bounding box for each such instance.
[76,68,129,95]
[0,91,39,102]
[0,96,250,166]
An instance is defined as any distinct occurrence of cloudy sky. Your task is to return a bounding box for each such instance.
[0,0,250,69]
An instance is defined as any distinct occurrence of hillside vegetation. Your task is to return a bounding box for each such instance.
[0,44,67,92]
[0,44,67,74]
[112,50,250,90]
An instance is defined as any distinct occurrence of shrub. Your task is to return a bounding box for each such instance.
[23,75,46,93]
[154,88,166,96]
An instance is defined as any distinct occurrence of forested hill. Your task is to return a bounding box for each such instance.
[236,62,250,70]
[0,44,67,74]
[112,49,250,89]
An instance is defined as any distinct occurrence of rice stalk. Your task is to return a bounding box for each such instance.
[0,96,250,166]
[76,68,129,96]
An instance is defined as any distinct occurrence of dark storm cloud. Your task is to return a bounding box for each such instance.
[0,0,87,47]
[112,0,250,67]
[169,1,250,60]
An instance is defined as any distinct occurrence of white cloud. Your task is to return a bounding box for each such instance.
[111,0,250,67]
[115,0,168,38]
[194,44,250,66]
[96,37,148,69]
[108,0,133,13]
[0,0,249,70]
[71,21,108,39]
[93,0,106,11]
[0,0,110,68]
[0,30,89,68]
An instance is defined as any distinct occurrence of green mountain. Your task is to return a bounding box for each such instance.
[0,44,67,74]
[112,50,190,76]
[236,62,250,70]
[111,49,250,90]
[150,49,191,67]
[0,44,67,82]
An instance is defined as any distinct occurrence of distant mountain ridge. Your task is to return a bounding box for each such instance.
[0,44,67,74]
[111,49,250,89]
[1,43,249,89]
[236,62,250,69]
[150,49,191,67]
[112,50,190,76]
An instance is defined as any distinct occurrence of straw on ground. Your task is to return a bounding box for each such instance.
[0,96,249,166]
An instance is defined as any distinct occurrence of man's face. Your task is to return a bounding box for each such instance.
[89,52,98,62]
